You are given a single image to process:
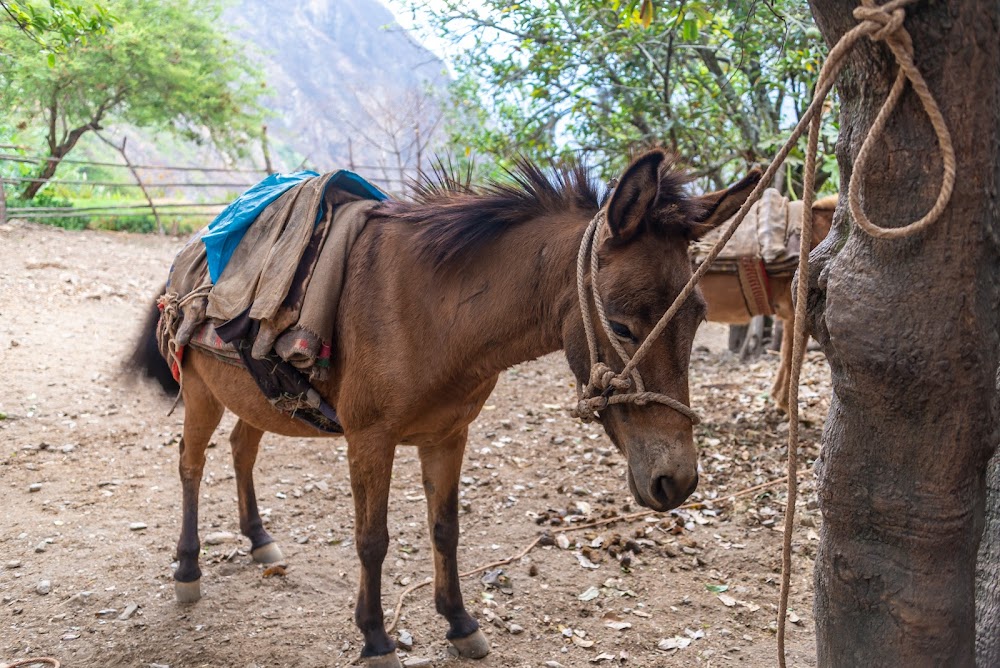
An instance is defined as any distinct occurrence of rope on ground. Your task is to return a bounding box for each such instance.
[776,1,954,666]
[2,659,61,668]
[384,468,811,634]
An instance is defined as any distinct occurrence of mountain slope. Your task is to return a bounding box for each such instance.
[228,0,448,177]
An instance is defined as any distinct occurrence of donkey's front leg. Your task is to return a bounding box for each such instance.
[419,430,490,659]
[348,435,400,667]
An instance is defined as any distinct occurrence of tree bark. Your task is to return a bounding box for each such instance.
[978,417,1000,664]
[806,1,1000,665]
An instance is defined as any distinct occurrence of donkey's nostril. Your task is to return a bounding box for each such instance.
[653,471,698,510]
[655,476,676,506]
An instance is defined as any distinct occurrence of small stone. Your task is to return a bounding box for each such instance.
[203,531,234,545]
[6,560,22,569]
[35,541,48,553]
[96,609,118,618]
[402,658,432,667]
[295,535,309,544]
[508,623,524,635]
[36,580,51,595]
[396,629,414,651]
[481,568,513,595]
[28,483,42,492]
[68,591,93,605]
[129,522,147,531]
[149,664,171,668]
[119,602,139,620]
[544,662,566,668]
[556,534,571,550]
[61,443,76,453]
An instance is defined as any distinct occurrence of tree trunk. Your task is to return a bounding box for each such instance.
[20,155,62,200]
[21,112,102,200]
[739,315,767,361]
[728,324,749,354]
[978,435,1000,665]
[806,1,1000,665]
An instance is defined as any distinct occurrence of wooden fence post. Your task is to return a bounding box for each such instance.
[0,174,7,225]
[96,132,163,234]
[261,125,275,175]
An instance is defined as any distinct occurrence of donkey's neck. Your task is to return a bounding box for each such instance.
[418,211,588,381]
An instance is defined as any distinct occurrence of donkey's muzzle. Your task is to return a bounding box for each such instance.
[628,466,698,512]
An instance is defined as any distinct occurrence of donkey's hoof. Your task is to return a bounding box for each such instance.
[174,579,202,604]
[450,628,491,659]
[359,652,402,668]
[251,542,284,564]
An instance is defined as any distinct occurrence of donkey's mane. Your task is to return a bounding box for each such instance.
[375,158,603,268]
[375,153,695,269]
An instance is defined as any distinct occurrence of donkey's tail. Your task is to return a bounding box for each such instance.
[125,286,179,395]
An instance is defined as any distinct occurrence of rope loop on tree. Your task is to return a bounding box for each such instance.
[846,0,956,240]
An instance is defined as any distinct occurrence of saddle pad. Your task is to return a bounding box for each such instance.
[158,170,384,434]
[691,188,803,270]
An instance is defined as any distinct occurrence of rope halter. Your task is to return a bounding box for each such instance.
[571,209,701,426]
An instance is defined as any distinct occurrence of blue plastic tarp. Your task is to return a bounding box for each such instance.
[203,170,387,282]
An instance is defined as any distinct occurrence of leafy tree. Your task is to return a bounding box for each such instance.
[402,0,835,191]
[0,0,264,200]
[0,0,115,59]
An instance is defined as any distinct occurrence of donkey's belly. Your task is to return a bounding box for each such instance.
[186,349,340,439]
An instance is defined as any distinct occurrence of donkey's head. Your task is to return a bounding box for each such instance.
[564,149,760,511]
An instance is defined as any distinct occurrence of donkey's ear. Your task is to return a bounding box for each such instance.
[606,150,665,242]
[688,167,763,239]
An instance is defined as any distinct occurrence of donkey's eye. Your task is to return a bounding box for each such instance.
[610,321,636,342]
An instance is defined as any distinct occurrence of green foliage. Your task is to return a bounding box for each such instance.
[0,0,116,58]
[1,0,264,199]
[403,0,838,192]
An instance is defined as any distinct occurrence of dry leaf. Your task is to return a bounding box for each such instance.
[657,636,691,650]
[605,620,632,631]
[262,564,287,578]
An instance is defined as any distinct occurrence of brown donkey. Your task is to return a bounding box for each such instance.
[132,150,759,667]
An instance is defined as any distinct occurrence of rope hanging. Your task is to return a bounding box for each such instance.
[572,210,701,425]
[568,1,954,666]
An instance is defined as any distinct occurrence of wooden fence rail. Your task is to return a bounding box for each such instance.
[0,147,410,229]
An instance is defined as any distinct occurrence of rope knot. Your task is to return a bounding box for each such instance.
[572,396,608,422]
[853,4,905,43]
[586,363,632,397]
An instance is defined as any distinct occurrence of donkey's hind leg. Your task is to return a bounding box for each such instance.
[230,419,283,563]
[174,371,224,603]
[771,316,793,412]
[419,430,489,659]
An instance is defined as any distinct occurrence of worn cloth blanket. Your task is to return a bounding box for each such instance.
[203,169,387,282]
[157,170,384,432]
[690,188,805,275]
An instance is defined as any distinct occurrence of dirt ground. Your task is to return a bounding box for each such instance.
[0,221,830,668]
